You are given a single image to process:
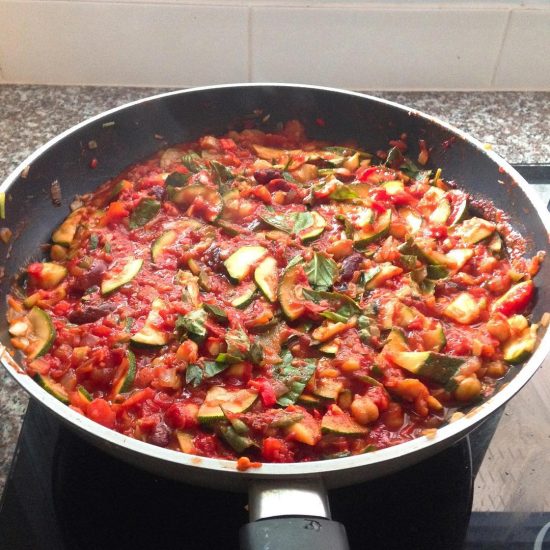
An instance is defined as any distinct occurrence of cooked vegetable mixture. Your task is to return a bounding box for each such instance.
[7,120,543,463]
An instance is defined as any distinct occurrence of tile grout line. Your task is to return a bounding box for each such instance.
[490,7,513,88]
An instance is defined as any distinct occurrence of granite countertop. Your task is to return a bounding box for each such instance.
[1,86,549,496]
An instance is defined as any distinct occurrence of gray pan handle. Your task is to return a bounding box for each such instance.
[239,480,350,550]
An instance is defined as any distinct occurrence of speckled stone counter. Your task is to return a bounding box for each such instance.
[1,86,549,495]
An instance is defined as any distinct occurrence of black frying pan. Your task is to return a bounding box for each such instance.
[2,84,549,550]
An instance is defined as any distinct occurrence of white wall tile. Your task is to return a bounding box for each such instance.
[0,1,249,86]
[250,7,509,90]
[493,9,550,89]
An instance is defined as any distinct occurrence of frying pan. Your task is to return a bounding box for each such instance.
[1,84,549,550]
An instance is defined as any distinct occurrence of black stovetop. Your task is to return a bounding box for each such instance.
[1,164,550,550]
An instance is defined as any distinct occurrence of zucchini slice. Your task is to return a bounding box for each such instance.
[382,180,405,195]
[353,209,392,248]
[365,263,402,290]
[101,257,143,295]
[52,208,84,246]
[503,324,538,364]
[313,379,343,401]
[168,184,223,222]
[224,245,267,282]
[452,217,495,244]
[230,285,257,309]
[390,351,464,385]
[30,262,68,289]
[151,230,177,263]
[445,248,474,271]
[278,264,309,320]
[422,323,446,352]
[27,307,56,359]
[399,207,423,235]
[298,211,327,241]
[197,386,258,424]
[319,340,339,355]
[429,198,451,225]
[130,298,169,346]
[383,328,409,353]
[34,373,69,404]
[111,350,137,395]
[254,256,279,302]
[321,409,368,436]
[444,292,482,325]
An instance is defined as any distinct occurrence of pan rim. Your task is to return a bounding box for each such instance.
[2,82,550,480]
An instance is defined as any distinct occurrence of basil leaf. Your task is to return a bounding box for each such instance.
[282,171,297,183]
[225,327,250,358]
[260,212,293,233]
[129,198,161,229]
[249,342,264,365]
[214,353,242,365]
[285,255,303,269]
[186,364,203,387]
[89,234,99,250]
[273,349,316,407]
[400,157,432,183]
[304,253,338,290]
[211,160,234,193]
[124,317,134,332]
[292,212,314,233]
[329,185,359,201]
[385,146,404,168]
[104,242,112,254]
[320,311,348,323]
[204,360,230,377]
[302,288,361,318]
[204,303,228,322]
[165,172,191,187]
[176,309,207,342]
[181,152,204,173]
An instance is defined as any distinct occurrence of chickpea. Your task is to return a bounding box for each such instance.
[350,395,379,425]
[486,361,508,378]
[455,376,482,402]
[340,357,361,373]
[338,390,353,411]
[487,317,511,343]
[382,402,404,431]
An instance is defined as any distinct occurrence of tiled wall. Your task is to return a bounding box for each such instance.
[0,0,548,90]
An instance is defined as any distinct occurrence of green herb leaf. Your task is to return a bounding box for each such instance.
[204,360,230,377]
[89,234,99,250]
[186,364,203,387]
[304,253,338,290]
[292,212,314,234]
[124,317,134,332]
[213,353,242,365]
[176,309,207,342]
[285,255,303,270]
[181,152,204,173]
[204,303,228,322]
[385,146,404,168]
[225,327,250,359]
[260,212,294,233]
[274,349,316,407]
[129,198,161,229]
[211,160,234,192]
[329,185,359,201]
[320,311,348,323]
[165,172,191,187]
[104,242,112,254]
[282,171,297,183]
[302,288,361,318]
[249,342,264,365]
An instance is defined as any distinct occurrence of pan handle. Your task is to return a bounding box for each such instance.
[239,480,350,550]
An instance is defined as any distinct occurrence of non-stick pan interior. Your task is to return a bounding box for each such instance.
[1,85,549,489]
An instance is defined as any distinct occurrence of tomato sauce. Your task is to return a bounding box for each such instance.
[7,121,542,464]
